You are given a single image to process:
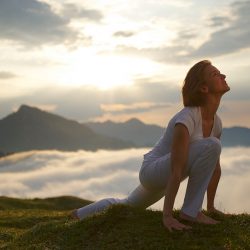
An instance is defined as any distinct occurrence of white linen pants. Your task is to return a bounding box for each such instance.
[76,137,221,219]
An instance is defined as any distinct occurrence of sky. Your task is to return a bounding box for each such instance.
[0,0,250,127]
[0,147,249,213]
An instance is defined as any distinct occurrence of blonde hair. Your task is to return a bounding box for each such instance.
[182,60,211,107]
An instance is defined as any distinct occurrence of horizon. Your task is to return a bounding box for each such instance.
[1,103,250,129]
[1,0,250,127]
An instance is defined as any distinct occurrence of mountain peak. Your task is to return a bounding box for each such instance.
[0,105,134,152]
[125,118,144,126]
[17,105,41,114]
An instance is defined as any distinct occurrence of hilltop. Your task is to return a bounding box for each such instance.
[0,196,249,249]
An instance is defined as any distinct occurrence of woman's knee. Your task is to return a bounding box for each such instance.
[139,155,171,190]
[204,137,221,156]
[189,137,221,162]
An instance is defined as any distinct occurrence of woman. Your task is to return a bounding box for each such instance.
[71,60,230,232]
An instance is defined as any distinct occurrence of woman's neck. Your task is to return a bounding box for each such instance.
[200,97,221,121]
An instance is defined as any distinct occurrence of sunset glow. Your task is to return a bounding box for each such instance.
[0,0,249,126]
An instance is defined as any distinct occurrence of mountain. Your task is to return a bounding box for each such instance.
[221,126,250,147]
[86,119,250,147]
[0,105,249,153]
[0,105,134,152]
[86,118,164,147]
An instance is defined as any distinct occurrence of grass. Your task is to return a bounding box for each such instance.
[0,196,249,250]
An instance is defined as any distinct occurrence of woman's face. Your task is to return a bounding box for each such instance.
[202,64,230,95]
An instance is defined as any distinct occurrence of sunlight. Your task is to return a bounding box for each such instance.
[56,49,162,90]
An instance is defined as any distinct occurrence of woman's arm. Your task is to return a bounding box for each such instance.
[162,123,191,231]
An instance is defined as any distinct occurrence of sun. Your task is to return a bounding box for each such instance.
[58,51,132,89]
[56,49,160,90]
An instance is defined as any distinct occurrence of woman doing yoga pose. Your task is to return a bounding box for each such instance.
[71,60,230,232]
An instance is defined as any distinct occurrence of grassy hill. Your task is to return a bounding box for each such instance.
[0,196,249,250]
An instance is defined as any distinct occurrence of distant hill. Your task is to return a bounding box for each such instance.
[0,105,134,152]
[86,118,164,147]
[221,127,250,147]
[86,119,250,147]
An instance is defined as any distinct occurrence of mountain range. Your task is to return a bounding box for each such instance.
[0,105,134,153]
[86,120,250,148]
[86,118,164,147]
[0,105,249,154]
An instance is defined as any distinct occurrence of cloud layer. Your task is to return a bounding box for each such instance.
[113,1,250,63]
[0,147,249,213]
[0,0,102,47]
[1,0,249,56]
[0,80,180,122]
[193,1,250,57]
[0,71,17,79]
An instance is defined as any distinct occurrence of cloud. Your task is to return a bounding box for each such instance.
[113,31,135,37]
[208,15,232,28]
[192,1,250,57]
[112,1,250,63]
[114,45,190,64]
[0,0,102,47]
[0,73,249,127]
[101,102,171,114]
[0,147,249,213]
[61,3,103,21]
[49,80,180,119]
[220,147,250,175]
[162,0,193,8]
[218,100,250,128]
[0,71,17,79]
[0,149,145,200]
[0,86,104,121]
[0,78,181,121]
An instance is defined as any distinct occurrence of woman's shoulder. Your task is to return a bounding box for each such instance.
[176,106,199,118]
[168,106,198,136]
[170,106,198,124]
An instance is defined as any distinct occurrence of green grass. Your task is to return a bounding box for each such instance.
[0,196,249,250]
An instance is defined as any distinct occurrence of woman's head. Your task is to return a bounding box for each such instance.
[182,60,211,107]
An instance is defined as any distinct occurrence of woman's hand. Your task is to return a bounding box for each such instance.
[163,215,192,232]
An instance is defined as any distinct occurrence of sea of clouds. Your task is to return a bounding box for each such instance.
[0,147,249,213]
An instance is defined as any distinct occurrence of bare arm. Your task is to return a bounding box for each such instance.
[162,124,191,231]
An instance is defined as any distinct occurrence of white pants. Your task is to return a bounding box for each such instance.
[76,137,221,219]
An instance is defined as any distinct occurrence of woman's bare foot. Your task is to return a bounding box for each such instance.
[207,207,225,215]
[179,212,196,222]
[180,211,219,224]
[196,212,220,224]
[70,209,79,220]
